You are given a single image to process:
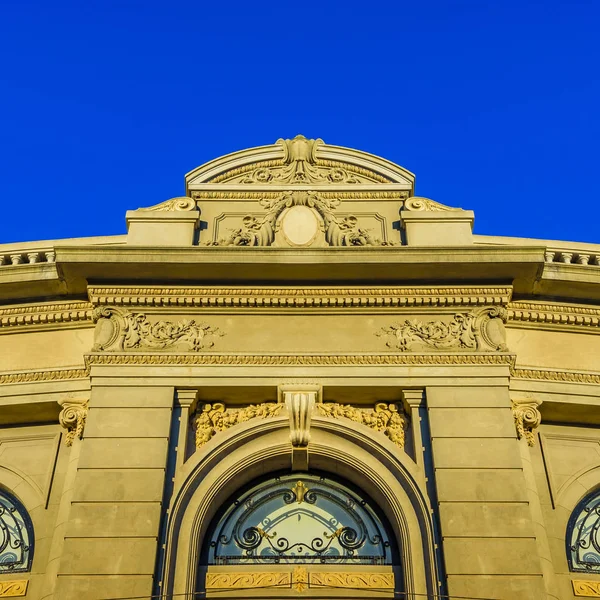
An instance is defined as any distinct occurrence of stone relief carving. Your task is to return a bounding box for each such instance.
[193,402,284,447]
[316,402,406,449]
[284,391,315,448]
[209,190,393,247]
[92,308,223,352]
[573,580,600,597]
[310,572,394,590]
[205,572,290,590]
[512,398,542,446]
[136,196,197,212]
[375,307,508,352]
[403,196,462,212]
[216,135,386,185]
[58,399,88,446]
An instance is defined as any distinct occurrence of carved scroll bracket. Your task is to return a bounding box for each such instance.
[58,399,88,446]
[92,307,224,352]
[512,398,542,446]
[376,307,508,353]
[280,383,321,471]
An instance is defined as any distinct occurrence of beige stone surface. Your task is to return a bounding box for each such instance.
[443,538,541,574]
[439,502,534,537]
[447,575,546,599]
[428,407,514,437]
[60,538,158,574]
[426,385,511,407]
[89,385,174,407]
[435,468,530,501]
[53,575,153,600]
[77,438,168,468]
[84,407,171,438]
[432,438,522,468]
[72,468,165,502]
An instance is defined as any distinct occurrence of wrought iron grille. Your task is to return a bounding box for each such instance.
[208,474,392,565]
[0,491,33,572]
[568,490,600,573]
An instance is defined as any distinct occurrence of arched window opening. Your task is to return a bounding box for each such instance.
[205,473,396,566]
[568,488,600,573]
[0,490,33,573]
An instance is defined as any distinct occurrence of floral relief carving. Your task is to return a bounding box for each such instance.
[375,307,508,352]
[58,399,88,446]
[403,196,462,211]
[193,402,284,447]
[208,190,392,247]
[512,398,542,446]
[310,572,394,590]
[573,579,600,597]
[92,307,224,352]
[316,402,406,449]
[205,572,290,590]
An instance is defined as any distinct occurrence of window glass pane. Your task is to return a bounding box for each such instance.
[569,491,600,572]
[0,492,33,573]
[208,473,392,565]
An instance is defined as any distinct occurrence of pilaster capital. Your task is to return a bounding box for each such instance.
[58,398,89,446]
[512,397,542,446]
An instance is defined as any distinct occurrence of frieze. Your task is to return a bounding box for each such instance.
[511,367,600,385]
[310,571,394,589]
[88,285,513,308]
[573,580,600,597]
[0,581,28,598]
[316,402,406,448]
[92,307,224,352]
[508,301,600,332]
[511,398,542,446]
[0,367,89,385]
[205,571,291,590]
[86,353,515,367]
[58,399,88,446]
[193,402,284,447]
[192,190,409,200]
[207,190,393,247]
[375,307,508,352]
[0,301,93,332]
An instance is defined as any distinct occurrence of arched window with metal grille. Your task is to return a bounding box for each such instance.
[0,489,34,573]
[567,488,600,573]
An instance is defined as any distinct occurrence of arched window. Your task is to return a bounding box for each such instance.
[0,490,33,572]
[568,489,600,572]
[205,473,395,565]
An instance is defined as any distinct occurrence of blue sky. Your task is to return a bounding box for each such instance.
[1,0,598,244]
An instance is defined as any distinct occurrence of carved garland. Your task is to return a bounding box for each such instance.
[92,308,224,352]
[376,307,508,352]
[511,399,542,446]
[193,402,284,447]
[58,399,88,446]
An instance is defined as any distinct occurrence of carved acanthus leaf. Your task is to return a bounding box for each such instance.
[59,399,88,446]
[137,196,197,212]
[316,402,406,449]
[193,402,284,447]
[208,190,393,247]
[214,135,386,185]
[376,307,508,352]
[512,398,542,446]
[92,308,224,352]
[403,196,462,211]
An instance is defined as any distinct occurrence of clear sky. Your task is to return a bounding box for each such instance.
[1,0,598,244]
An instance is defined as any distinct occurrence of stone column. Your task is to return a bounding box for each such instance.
[427,385,546,599]
[53,385,174,600]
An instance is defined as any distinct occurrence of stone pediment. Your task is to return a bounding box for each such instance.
[185,135,415,190]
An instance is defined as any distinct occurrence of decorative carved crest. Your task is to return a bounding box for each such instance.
[92,307,224,352]
[376,307,508,352]
[217,135,386,185]
[137,196,197,212]
[193,402,284,447]
[209,190,393,247]
[58,399,88,446]
[512,398,542,446]
[316,402,406,449]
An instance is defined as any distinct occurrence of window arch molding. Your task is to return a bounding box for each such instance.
[160,414,440,599]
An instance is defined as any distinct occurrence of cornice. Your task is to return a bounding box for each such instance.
[508,301,600,332]
[511,367,600,385]
[88,285,513,308]
[85,352,514,367]
[0,367,89,385]
[0,301,93,333]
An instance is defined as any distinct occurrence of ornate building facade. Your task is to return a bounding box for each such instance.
[0,136,599,600]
